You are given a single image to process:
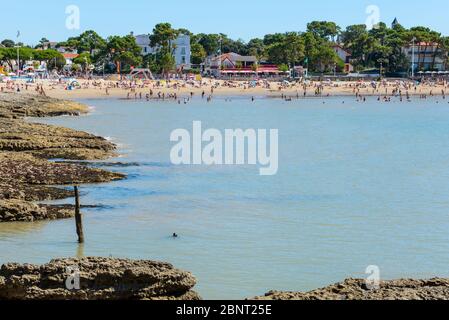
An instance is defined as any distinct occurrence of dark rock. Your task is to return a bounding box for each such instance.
[0,152,124,186]
[0,93,125,223]
[0,257,201,300]
[251,278,449,300]
[0,200,75,222]
[0,93,88,118]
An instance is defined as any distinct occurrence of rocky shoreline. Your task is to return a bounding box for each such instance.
[0,95,202,300]
[3,93,449,301]
[0,257,201,300]
[0,93,125,222]
[252,278,449,300]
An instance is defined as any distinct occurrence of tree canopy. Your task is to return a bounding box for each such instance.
[1,19,448,75]
[1,39,15,48]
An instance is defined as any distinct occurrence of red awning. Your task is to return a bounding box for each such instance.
[221,65,284,74]
[257,68,281,73]
[222,69,256,74]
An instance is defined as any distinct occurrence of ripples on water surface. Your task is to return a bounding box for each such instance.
[2,96,449,299]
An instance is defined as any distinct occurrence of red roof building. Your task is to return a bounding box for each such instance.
[62,53,80,60]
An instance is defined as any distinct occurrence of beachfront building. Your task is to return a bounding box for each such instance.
[62,53,80,70]
[331,44,354,73]
[40,41,78,55]
[403,42,447,72]
[135,34,191,71]
[203,52,289,78]
[203,53,258,76]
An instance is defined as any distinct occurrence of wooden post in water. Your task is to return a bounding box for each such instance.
[74,186,84,243]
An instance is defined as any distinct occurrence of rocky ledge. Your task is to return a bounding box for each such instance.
[0,93,87,119]
[0,257,201,300]
[0,200,75,222]
[252,278,449,300]
[0,93,125,222]
[0,93,117,161]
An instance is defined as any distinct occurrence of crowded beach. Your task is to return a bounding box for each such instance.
[0,76,448,103]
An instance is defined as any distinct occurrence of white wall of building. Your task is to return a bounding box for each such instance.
[173,35,191,69]
[135,34,191,70]
[403,44,446,71]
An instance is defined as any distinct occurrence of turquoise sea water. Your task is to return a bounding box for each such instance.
[2,96,449,299]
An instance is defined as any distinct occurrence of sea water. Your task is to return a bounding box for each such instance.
[2,96,449,299]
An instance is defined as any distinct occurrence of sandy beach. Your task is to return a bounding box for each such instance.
[1,78,448,100]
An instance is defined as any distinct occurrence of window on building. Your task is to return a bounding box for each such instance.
[181,47,186,55]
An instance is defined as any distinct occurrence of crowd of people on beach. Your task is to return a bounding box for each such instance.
[1,75,449,105]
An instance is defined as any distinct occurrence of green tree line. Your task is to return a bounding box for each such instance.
[1,20,448,74]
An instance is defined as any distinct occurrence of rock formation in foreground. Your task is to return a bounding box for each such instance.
[0,93,125,222]
[0,257,201,300]
[0,94,87,119]
[252,278,449,300]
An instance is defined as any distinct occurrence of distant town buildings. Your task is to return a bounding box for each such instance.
[134,34,156,55]
[392,18,447,72]
[40,41,78,55]
[62,53,80,70]
[204,53,258,76]
[202,52,290,77]
[135,34,191,70]
[3,20,447,77]
[331,44,354,73]
[403,42,446,72]
[41,42,58,50]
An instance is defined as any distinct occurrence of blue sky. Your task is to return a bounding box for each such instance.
[2,0,448,45]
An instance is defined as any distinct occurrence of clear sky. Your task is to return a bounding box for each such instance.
[2,0,448,45]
